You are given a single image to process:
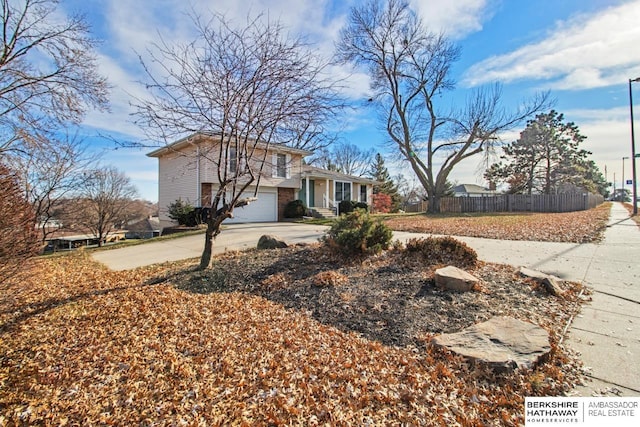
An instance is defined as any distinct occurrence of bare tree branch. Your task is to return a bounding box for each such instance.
[133,12,343,269]
[337,0,550,212]
[0,0,109,154]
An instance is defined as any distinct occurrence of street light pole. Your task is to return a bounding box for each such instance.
[622,156,629,192]
[629,77,640,215]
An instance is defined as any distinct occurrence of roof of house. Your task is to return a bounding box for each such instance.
[454,184,493,194]
[127,216,161,232]
[301,165,377,185]
[146,131,313,158]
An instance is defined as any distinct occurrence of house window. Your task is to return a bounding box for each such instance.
[275,153,287,178]
[360,185,367,203]
[335,181,351,202]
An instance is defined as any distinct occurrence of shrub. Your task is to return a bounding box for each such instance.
[404,236,477,268]
[323,209,393,256]
[167,198,196,226]
[284,199,307,218]
[354,201,368,211]
[372,193,392,213]
[338,200,355,215]
[0,163,39,283]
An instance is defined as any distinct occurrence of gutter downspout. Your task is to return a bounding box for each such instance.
[196,145,201,206]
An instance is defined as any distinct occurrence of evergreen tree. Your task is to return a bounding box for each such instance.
[485,110,605,195]
[369,153,401,211]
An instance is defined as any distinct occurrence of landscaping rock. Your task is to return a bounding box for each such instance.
[519,267,564,296]
[431,316,551,372]
[434,265,479,292]
[257,235,288,250]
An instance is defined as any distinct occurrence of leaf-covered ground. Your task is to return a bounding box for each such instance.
[384,203,611,243]
[1,245,589,426]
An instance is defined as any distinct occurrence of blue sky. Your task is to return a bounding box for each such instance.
[61,0,640,202]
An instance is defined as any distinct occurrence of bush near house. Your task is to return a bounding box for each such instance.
[167,198,196,226]
[354,201,368,211]
[372,193,392,213]
[338,200,369,215]
[284,199,307,218]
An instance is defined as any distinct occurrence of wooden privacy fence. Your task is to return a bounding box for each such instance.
[403,193,604,214]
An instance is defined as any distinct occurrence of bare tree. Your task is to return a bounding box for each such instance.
[337,0,549,213]
[331,141,374,176]
[308,141,373,176]
[0,0,109,154]
[0,162,39,283]
[67,166,138,247]
[133,13,343,269]
[6,133,98,242]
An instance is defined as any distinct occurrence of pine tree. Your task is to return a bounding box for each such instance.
[369,153,401,211]
[485,110,604,195]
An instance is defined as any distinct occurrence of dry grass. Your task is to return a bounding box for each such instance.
[383,203,611,243]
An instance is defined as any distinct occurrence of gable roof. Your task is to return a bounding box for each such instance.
[127,216,161,232]
[454,184,492,194]
[147,131,313,158]
[302,165,377,185]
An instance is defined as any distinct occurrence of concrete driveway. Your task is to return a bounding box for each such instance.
[92,222,330,271]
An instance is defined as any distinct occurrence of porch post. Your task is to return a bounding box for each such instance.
[327,179,336,207]
[305,177,310,208]
[323,178,331,208]
[327,179,331,208]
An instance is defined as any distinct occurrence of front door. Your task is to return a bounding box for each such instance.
[300,179,316,207]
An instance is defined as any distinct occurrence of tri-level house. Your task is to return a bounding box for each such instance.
[147,132,375,229]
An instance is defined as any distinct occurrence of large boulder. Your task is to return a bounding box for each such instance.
[434,265,479,292]
[257,234,288,250]
[431,316,551,372]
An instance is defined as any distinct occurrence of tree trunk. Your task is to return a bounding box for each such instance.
[198,217,221,270]
[198,209,229,270]
[428,194,441,214]
[199,224,214,270]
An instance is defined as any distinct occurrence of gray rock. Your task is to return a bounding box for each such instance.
[257,234,288,250]
[519,267,563,296]
[431,316,551,372]
[434,265,479,292]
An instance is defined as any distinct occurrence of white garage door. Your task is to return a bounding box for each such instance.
[226,190,277,223]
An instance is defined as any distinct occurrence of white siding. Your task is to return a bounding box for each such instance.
[152,136,306,224]
[158,149,199,222]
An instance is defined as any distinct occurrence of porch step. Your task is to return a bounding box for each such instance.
[309,207,337,219]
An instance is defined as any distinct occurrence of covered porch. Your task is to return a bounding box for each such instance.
[299,165,375,216]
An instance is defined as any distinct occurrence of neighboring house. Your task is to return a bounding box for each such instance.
[147,133,376,226]
[125,216,161,239]
[453,184,495,197]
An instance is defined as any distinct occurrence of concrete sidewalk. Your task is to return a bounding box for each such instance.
[565,203,640,396]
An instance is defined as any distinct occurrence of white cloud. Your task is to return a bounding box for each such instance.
[410,0,497,39]
[463,0,640,89]
[567,107,635,175]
